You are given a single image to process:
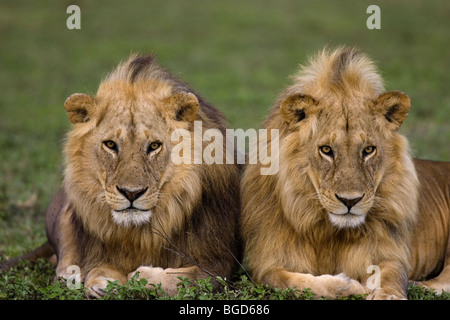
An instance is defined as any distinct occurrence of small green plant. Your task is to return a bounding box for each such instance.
[100,272,164,300]
[0,259,85,300]
[173,276,215,300]
[39,280,85,300]
[407,283,450,300]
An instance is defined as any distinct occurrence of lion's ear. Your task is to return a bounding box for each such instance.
[64,93,95,124]
[166,91,199,122]
[374,91,410,131]
[280,93,318,126]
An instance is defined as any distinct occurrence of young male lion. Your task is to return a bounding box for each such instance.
[1,54,241,298]
[241,47,450,299]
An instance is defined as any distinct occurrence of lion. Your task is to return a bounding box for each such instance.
[240,47,450,300]
[1,54,241,298]
[408,159,450,294]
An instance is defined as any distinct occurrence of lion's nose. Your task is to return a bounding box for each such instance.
[335,193,364,210]
[117,186,148,203]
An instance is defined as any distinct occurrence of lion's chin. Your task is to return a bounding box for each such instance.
[328,212,366,229]
[111,209,152,228]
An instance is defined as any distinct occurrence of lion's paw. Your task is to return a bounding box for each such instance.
[128,266,164,283]
[128,266,179,295]
[413,279,450,295]
[366,288,406,300]
[85,276,115,299]
[318,273,367,298]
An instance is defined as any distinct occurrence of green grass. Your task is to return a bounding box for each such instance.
[0,259,353,300]
[0,0,449,300]
[2,259,449,300]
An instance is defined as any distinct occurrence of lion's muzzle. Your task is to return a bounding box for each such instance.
[335,193,364,211]
[116,186,148,203]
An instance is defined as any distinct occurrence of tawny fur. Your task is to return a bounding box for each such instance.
[241,47,449,299]
[408,159,450,294]
[44,54,241,297]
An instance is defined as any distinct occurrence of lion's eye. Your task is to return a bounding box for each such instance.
[104,140,118,152]
[363,146,376,158]
[319,145,334,157]
[148,141,162,154]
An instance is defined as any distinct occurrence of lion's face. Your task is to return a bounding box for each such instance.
[64,86,199,228]
[94,107,170,227]
[281,90,410,228]
[306,101,381,229]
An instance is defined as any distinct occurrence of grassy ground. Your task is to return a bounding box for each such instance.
[0,0,448,300]
[1,259,449,300]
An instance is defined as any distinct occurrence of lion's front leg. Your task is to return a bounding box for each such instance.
[366,260,408,300]
[84,266,128,299]
[128,265,206,296]
[263,268,367,299]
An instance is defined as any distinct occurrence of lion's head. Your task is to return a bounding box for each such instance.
[63,55,214,230]
[51,54,241,287]
[272,47,418,230]
[241,47,420,293]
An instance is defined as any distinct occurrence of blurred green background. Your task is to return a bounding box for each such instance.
[0,0,448,256]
